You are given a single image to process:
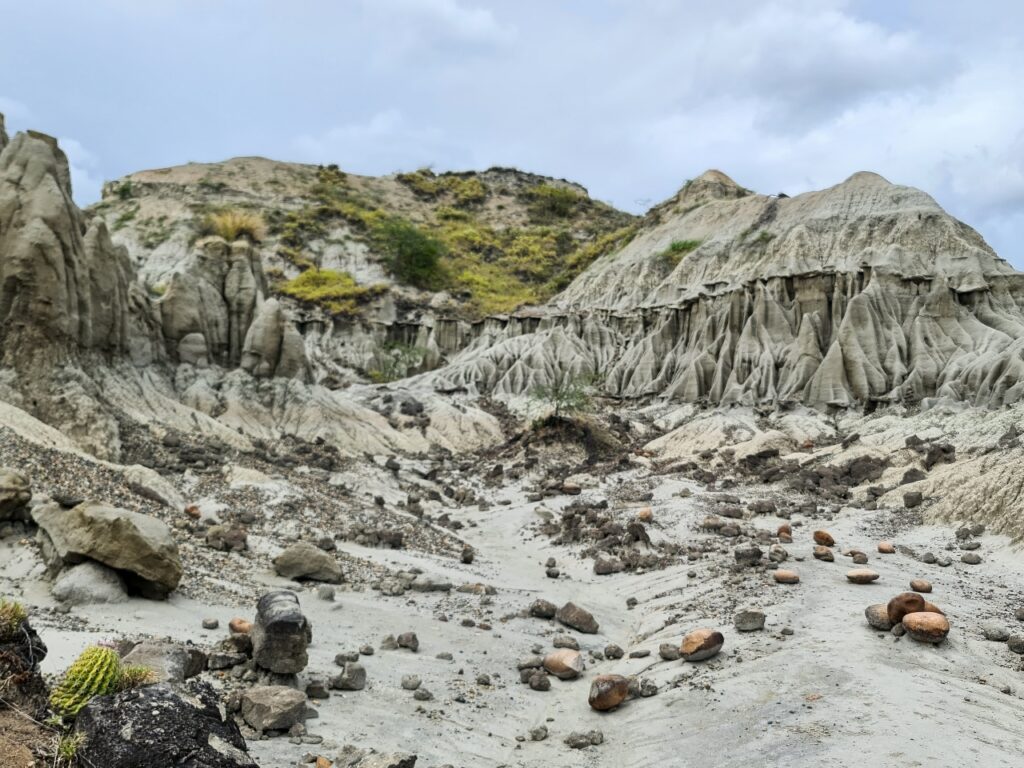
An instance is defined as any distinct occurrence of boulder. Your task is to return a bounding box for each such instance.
[240,685,307,732]
[555,602,599,634]
[773,569,800,584]
[865,604,893,631]
[588,674,631,711]
[52,561,128,605]
[274,542,343,583]
[122,464,185,510]
[251,590,311,674]
[902,612,949,644]
[679,629,724,662]
[734,609,766,632]
[121,641,206,683]
[887,592,926,625]
[543,649,585,679]
[529,599,557,619]
[846,569,880,584]
[76,680,256,768]
[813,530,835,547]
[33,502,182,598]
[0,468,30,521]
[331,662,367,691]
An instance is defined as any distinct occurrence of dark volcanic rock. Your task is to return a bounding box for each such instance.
[76,680,256,768]
[251,590,312,674]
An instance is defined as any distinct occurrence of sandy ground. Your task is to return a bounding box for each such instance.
[6,451,1024,768]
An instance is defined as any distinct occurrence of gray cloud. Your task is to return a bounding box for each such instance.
[0,0,1021,265]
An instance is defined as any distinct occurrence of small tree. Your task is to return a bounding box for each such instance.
[530,373,594,419]
[373,218,445,289]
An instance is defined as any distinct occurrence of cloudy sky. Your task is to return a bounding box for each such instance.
[2,0,1022,265]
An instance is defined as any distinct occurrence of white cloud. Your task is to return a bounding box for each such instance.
[291,109,461,175]
[356,0,514,46]
[59,136,104,205]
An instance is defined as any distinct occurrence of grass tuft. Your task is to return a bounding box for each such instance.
[200,210,267,242]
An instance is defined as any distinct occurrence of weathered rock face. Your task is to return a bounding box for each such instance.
[75,680,257,768]
[251,590,312,674]
[33,501,183,598]
[0,615,48,718]
[0,467,30,521]
[423,170,1024,410]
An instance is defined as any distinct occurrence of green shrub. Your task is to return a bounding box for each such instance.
[373,218,446,289]
[0,598,27,640]
[279,268,385,316]
[367,342,427,383]
[530,374,595,419]
[117,665,158,692]
[525,183,581,221]
[658,239,702,267]
[49,646,122,717]
[199,210,267,242]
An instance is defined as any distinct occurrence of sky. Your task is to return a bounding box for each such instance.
[2,0,1023,265]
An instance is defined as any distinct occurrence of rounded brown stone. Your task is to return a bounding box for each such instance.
[813,530,835,547]
[865,604,893,630]
[637,507,654,523]
[679,628,724,662]
[229,617,253,634]
[773,569,800,584]
[588,674,631,711]
[902,611,950,644]
[846,568,880,584]
[910,579,932,593]
[887,592,926,625]
[923,601,945,615]
[543,649,585,680]
[777,523,792,538]
[812,545,834,562]
[878,541,895,554]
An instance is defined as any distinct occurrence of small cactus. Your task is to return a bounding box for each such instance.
[49,646,122,717]
[117,664,158,691]
[0,598,28,641]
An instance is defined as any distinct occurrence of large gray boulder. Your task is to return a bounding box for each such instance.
[239,685,307,732]
[121,641,206,683]
[0,468,30,521]
[52,560,128,606]
[273,541,343,583]
[33,501,183,598]
[251,590,312,674]
[76,680,256,767]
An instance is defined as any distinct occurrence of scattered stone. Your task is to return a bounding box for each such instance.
[659,643,681,660]
[773,569,800,584]
[813,530,835,547]
[981,622,1010,642]
[229,618,253,635]
[400,675,422,691]
[52,560,128,606]
[121,641,205,683]
[865,604,893,631]
[679,629,724,662]
[543,649,585,679]
[604,644,624,660]
[240,686,307,731]
[910,579,932,593]
[902,612,949,644]
[589,674,631,711]
[1007,635,1024,654]
[331,663,366,691]
[529,599,557,619]
[734,545,763,567]
[528,672,551,691]
[812,546,834,562]
[887,592,927,625]
[555,602,599,634]
[530,725,548,741]
[397,632,419,652]
[903,492,923,509]
[273,542,343,584]
[734,610,766,632]
[252,590,311,675]
[553,634,579,650]
[846,569,880,584]
[202,618,219,630]
[962,552,982,565]
[564,730,603,749]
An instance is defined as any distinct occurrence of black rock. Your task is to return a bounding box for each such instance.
[76,680,256,768]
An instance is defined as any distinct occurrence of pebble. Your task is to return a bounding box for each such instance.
[734,609,766,632]
[401,675,422,691]
[202,618,219,630]
[910,579,932,593]
[604,644,624,660]
[812,546,834,562]
[680,628,724,662]
[846,569,880,584]
[961,552,982,565]
[773,569,800,584]
[564,730,604,749]
[878,541,895,554]
[813,530,835,547]
[981,622,1010,642]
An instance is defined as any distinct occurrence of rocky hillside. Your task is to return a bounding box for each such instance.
[430,169,1024,409]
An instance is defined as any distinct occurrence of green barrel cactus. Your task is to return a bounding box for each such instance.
[49,646,122,717]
